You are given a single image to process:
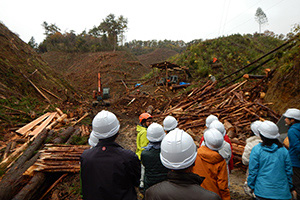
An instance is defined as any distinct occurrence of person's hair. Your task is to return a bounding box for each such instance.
[259,133,283,148]
[289,118,300,124]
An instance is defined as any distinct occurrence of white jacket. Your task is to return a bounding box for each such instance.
[242,136,262,165]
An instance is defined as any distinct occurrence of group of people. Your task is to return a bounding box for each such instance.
[80,107,300,200]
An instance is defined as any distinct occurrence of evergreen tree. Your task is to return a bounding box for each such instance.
[255,7,268,33]
[28,36,37,49]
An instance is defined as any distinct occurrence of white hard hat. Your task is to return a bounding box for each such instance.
[160,129,197,170]
[147,123,166,142]
[163,116,178,131]
[88,132,98,147]
[204,128,224,151]
[250,120,263,137]
[209,120,226,136]
[205,114,218,128]
[257,120,280,139]
[91,110,120,139]
[283,108,300,121]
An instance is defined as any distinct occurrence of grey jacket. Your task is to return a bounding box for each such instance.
[145,171,221,200]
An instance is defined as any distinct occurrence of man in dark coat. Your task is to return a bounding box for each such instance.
[145,128,221,200]
[80,110,141,200]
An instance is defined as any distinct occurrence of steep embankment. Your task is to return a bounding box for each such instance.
[42,51,151,100]
[0,23,75,132]
[265,34,300,113]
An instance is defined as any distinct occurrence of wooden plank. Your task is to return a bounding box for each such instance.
[16,112,51,135]
[29,113,56,136]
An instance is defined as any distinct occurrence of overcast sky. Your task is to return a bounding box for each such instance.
[1,0,299,44]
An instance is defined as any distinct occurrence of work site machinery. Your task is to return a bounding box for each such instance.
[92,72,110,107]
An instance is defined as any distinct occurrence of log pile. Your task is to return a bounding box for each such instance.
[0,108,91,200]
[153,80,280,166]
[24,144,89,175]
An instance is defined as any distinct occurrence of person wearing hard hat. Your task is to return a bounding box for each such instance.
[200,119,234,173]
[247,120,293,200]
[205,114,218,128]
[242,120,263,198]
[145,129,221,200]
[80,110,141,200]
[136,112,153,191]
[136,112,153,159]
[141,123,169,193]
[163,115,178,133]
[192,128,230,200]
[283,108,300,199]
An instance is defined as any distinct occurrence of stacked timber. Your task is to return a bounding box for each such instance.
[0,108,90,200]
[24,144,89,175]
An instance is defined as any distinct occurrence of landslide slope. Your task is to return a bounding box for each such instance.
[0,23,76,132]
[42,51,151,100]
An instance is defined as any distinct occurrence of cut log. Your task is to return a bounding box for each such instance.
[16,112,51,135]
[2,142,12,160]
[0,141,29,170]
[55,108,64,116]
[46,114,67,130]
[65,128,81,144]
[0,128,48,199]
[224,120,236,138]
[24,144,89,175]
[38,173,67,200]
[52,126,75,144]
[12,172,46,200]
[29,112,56,136]
[0,152,41,200]
[41,87,62,100]
[71,112,89,126]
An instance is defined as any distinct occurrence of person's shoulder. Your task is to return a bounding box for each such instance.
[118,147,138,159]
[289,123,300,134]
[251,142,262,152]
[81,147,93,157]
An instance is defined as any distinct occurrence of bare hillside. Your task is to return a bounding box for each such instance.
[42,51,151,100]
[137,48,178,67]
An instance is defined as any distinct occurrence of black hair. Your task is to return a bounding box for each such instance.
[259,133,283,148]
[292,118,300,124]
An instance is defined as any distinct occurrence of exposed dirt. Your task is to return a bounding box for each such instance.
[137,48,179,67]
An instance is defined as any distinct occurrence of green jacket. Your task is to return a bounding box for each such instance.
[141,147,169,191]
[136,125,149,160]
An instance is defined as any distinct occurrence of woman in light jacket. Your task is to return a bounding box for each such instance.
[247,120,293,200]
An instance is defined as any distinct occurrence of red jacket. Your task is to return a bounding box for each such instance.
[200,134,234,172]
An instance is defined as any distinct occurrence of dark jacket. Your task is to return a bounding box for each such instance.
[80,140,141,200]
[141,147,169,191]
[145,171,221,200]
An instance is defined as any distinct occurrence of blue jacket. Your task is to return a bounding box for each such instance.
[247,143,293,199]
[288,122,300,167]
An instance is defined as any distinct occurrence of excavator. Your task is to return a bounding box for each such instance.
[92,72,110,107]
